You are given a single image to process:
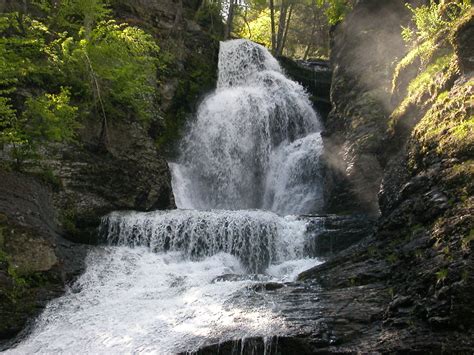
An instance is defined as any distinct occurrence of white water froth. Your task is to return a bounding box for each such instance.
[8,210,322,354]
[9,40,326,354]
[102,209,309,273]
[171,39,324,214]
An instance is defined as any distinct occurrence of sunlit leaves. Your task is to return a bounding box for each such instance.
[23,87,79,143]
[402,0,472,45]
[237,9,272,47]
[0,0,165,165]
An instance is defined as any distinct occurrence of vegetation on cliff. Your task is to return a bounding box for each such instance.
[0,0,165,165]
[391,0,471,132]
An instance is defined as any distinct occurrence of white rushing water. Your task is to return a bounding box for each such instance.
[9,210,322,354]
[8,40,325,354]
[171,39,324,214]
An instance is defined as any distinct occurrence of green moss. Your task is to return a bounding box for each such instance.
[461,229,474,251]
[390,2,471,132]
[60,209,80,238]
[387,253,398,264]
[31,166,63,190]
[413,79,473,159]
[407,53,453,99]
[436,268,448,283]
[389,52,456,132]
[392,39,434,93]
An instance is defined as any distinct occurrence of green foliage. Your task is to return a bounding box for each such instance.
[321,0,352,25]
[412,79,473,159]
[394,1,471,83]
[401,0,471,44]
[54,0,111,34]
[436,268,448,283]
[1,88,79,165]
[1,0,165,167]
[234,0,352,58]
[407,53,453,99]
[391,1,471,132]
[237,9,272,48]
[195,0,226,37]
[78,20,161,122]
[158,39,218,148]
[23,87,79,143]
[0,98,16,125]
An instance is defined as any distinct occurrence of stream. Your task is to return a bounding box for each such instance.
[7,39,327,354]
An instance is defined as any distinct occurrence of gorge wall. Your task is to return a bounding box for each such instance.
[1,0,472,351]
[298,0,473,352]
[0,0,218,340]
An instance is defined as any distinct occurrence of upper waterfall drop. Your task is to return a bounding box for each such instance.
[171,39,324,215]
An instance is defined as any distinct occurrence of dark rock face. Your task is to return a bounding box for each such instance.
[454,11,474,74]
[278,57,332,120]
[47,118,175,244]
[112,0,220,154]
[303,214,376,257]
[0,170,88,340]
[323,0,414,215]
[0,0,218,341]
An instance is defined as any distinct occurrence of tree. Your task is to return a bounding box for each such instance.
[1,0,165,164]
[234,0,353,58]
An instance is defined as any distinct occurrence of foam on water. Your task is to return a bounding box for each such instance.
[171,39,324,214]
[7,249,290,354]
[101,209,309,273]
[8,40,326,354]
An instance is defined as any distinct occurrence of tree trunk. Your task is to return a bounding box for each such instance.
[303,5,318,60]
[275,0,288,56]
[225,0,236,39]
[84,52,109,152]
[275,2,288,56]
[280,3,293,56]
[269,0,276,54]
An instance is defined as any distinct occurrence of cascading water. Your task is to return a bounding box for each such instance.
[171,39,324,214]
[7,40,326,354]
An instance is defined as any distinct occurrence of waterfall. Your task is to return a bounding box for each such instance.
[8,40,326,354]
[171,39,324,214]
[101,210,310,273]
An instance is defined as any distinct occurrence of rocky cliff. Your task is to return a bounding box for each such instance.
[0,0,218,341]
[297,0,474,352]
[196,1,473,353]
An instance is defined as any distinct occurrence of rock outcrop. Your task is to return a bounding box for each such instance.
[323,0,416,215]
[278,57,332,120]
[0,170,88,340]
[0,0,219,341]
[287,0,474,352]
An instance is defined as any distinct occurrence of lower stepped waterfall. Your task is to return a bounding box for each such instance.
[7,40,326,354]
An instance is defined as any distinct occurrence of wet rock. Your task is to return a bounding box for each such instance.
[0,170,88,341]
[453,11,474,73]
[4,234,57,275]
[278,57,332,120]
[250,282,285,292]
[323,0,414,215]
[303,214,376,257]
[212,274,270,283]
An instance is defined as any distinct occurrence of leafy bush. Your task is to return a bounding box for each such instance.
[0,0,165,166]
[396,0,471,70]
[401,0,471,45]
[322,0,352,26]
[22,87,79,143]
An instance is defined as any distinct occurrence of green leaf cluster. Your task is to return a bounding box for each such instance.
[0,0,165,166]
